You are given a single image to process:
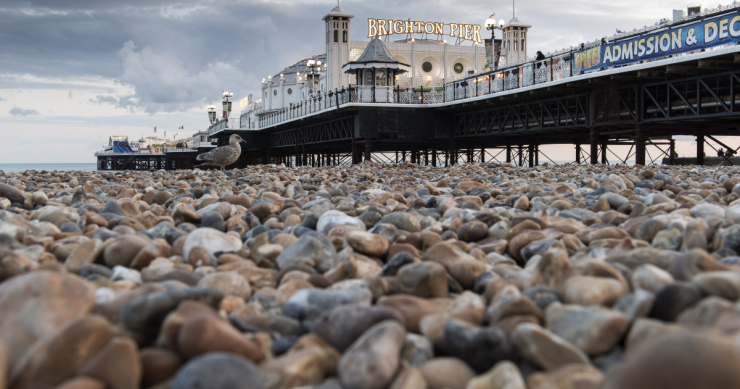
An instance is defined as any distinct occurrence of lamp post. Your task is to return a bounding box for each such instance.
[207,105,217,124]
[222,91,233,118]
[306,59,322,96]
[485,14,506,70]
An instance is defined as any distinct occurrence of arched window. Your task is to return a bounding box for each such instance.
[334,29,338,42]
[343,31,347,43]
[521,39,525,51]
[514,40,517,51]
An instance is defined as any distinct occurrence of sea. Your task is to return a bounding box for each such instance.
[0,163,98,173]
[0,161,638,173]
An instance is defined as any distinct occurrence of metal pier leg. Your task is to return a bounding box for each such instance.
[365,139,372,162]
[518,145,523,166]
[697,135,705,165]
[481,148,485,164]
[590,128,599,165]
[432,147,437,167]
[600,141,607,164]
[535,145,539,166]
[635,125,646,166]
[506,145,512,163]
[575,143,581,164]
[528,144,535,167]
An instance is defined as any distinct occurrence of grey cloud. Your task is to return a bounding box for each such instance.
[9,107,41,116]
[88,95,119,105]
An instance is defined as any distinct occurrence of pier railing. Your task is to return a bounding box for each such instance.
[255,53,575,129]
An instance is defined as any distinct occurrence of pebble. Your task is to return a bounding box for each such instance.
[3,163,740,387]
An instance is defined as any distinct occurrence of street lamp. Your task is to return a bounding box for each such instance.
[485,13,506,70]
[207,105,217,124]
[222,91,233,118]
[306,59,322,96]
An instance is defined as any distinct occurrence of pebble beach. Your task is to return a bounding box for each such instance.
[2,162,740,389]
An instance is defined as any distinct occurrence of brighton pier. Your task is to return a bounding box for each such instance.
[98,3,740,170]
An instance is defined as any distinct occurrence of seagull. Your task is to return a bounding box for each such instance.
[195,134,245,170]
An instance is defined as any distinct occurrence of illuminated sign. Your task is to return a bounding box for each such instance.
[367,19,482,44]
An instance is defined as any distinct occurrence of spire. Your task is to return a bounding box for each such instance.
[513,0,515,18]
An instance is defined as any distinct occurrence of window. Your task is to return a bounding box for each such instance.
[454,63,464,74]
[422,61,433,72]
[514,40,517,51]
[287,88,293,95]
[343,31,347,43]
[273,90,277,96]
[375,69,386,86]
[334,30,338,42]
[521,40,525,51]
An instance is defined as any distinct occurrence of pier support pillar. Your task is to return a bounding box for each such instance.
[480,148,485,164]
[600,141,607,164]
[590,128,598,165]
[518,145,523,166]
[432,147,437,167]
[634,126,646,166]
[575,143,581,164]
[669,138,676,165]
[697,135,705,165]
[364,139,372,162]
[535,145,539,166]
[528,144,535,167]
[506,145,512,163]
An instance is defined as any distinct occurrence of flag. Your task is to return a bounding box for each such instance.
[154,127,156,133]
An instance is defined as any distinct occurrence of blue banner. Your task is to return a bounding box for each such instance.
[575,10,740,73]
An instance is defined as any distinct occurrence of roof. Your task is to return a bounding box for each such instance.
[265,53,327,87]
[502,17,532,29]
[322,5,354,20]
[354,37,402,64]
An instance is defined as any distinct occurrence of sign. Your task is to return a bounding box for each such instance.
[575,9,740,73]
[367,19,482,44]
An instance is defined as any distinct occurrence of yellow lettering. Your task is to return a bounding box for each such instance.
[404,20,414,34]
[434,22,444,35]
[424,22,435,34]
[450,23,459,37]
[731,15,740,37]
[720,19,729,38]
[393,21,404,34]
[671,29,682,49]
[464,24,472,40]
[414,21,424,33]
[378,19,387,36]
[706,22,718,43]
[368,19,377,37]
[472,25,482,43]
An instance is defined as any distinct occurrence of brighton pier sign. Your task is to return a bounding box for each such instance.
[367,19,483,44]
[575,9,740,73]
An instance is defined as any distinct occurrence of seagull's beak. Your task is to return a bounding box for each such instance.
[240,140,246,143]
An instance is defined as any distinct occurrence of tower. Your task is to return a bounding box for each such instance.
[501,7,531,65]
[323,3,353,90]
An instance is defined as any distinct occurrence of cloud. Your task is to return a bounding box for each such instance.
[0,97,4,101]
[88,93,138,110]
[9,107,41,116]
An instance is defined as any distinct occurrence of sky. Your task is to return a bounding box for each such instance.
[0,0,727,163]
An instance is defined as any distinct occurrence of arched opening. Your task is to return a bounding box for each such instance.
[343,31,347,43]
[334,29,338,42]
[521,39,525,51]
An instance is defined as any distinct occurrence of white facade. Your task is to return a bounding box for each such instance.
[249,4,514,117]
